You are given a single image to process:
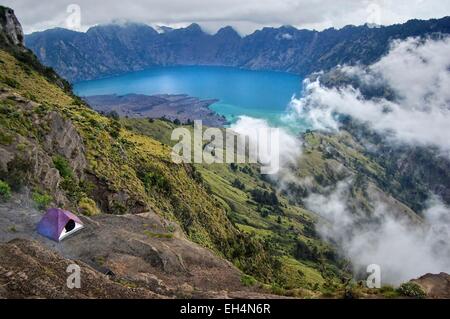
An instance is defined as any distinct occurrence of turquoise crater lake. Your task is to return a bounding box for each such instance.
[73,66,303,127]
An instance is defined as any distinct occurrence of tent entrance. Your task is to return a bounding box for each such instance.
[59,219,84,241]
[65,219,76,232]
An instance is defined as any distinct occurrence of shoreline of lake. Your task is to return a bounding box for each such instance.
[74,65,303,128]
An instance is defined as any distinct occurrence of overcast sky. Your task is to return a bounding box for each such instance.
[3,0,450,35]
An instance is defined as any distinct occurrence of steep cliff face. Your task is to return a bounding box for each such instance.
[25,17,450,82]
[0,88,80,207]
[0,6,24,47]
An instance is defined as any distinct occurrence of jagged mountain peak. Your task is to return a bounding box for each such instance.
[156,25,174,34]
[215,26,241,38]
[183,23,203,33]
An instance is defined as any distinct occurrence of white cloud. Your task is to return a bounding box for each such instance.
[3,0,450,35]
[279,33,293,40]
[372,37,450,111]
[231,116,302,174]
[290,37,450,156]
[305,180,450,285]
[286,36,450,282]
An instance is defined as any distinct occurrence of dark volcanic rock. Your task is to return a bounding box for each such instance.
[85,94,228,126]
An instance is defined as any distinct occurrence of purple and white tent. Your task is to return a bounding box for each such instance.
[37,208,84,242]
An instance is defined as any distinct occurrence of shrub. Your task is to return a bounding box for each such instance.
[16,143,27,151]
[189,165,204,184]
[166,224,176,233]
[108,119,122,139]
[259,209,270,218]
[314,173,325,185]
[241,165,253,176]
[79,179,95,195]
[78,197,100,216]
[270,283,286,296]
[107,111,120,120]
[250,189,279,206]
[110,201,127,215]
[343,284,363,299]
[379,285,400,299]
[397,282,426,299]
[232,178,245,191]
[143,230,174,239]
[53,155,83,201]
[240,274,257,287]
[0,155,31,191]
[0,180,11,202]
[72,96,85,106]
[89,118,103,129]
[53,155,73,179]
[0,130,13,145]
[293,239,320,262]
[139,169,171,194]
[32,191,52,210]
[2,76,20,88]
[8,225,17,233]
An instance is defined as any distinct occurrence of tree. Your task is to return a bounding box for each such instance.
[232,178,245,190]
[107,110,120,120]
[250,188,279,206]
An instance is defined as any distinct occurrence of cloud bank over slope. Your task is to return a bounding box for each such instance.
[284,36,450,285]
[305,180,450,285]
[290,37,450,156]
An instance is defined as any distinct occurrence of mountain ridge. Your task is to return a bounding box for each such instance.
[25,16,450,38]
[25,16,450,82]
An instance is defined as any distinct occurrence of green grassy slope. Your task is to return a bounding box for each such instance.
[121,116,428,296]
[121,118,347,292]
[0,48,280,285]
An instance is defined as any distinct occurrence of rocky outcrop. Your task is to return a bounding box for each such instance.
[44,111,87,179]
[0,193,277,299]
[0,239,163,298]
[412,273,450,299]
[0,141,68,206]
[0,89,88,207]
[0,6,24,47]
